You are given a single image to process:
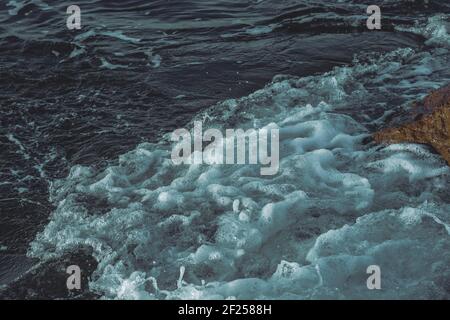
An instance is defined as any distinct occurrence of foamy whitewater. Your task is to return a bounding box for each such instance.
[28,15,450,299]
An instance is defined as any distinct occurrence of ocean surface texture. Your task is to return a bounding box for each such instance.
[0,0,449,299]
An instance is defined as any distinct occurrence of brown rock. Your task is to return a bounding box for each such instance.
[374,84,450,165]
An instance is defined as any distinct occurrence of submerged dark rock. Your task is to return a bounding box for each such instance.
[374,84,450,165]
[0,247,99,300]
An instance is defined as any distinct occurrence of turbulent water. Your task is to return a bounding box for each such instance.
[0,0,450,299]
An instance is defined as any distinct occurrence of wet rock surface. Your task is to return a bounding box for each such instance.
[0,247,99,300]
[374,84,450,165]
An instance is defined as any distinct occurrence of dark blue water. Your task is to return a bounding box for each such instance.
[0,0,449,299]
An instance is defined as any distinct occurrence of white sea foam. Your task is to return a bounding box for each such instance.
[28,16,450,299]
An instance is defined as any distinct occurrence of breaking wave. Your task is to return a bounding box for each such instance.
[28,14,450,299]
